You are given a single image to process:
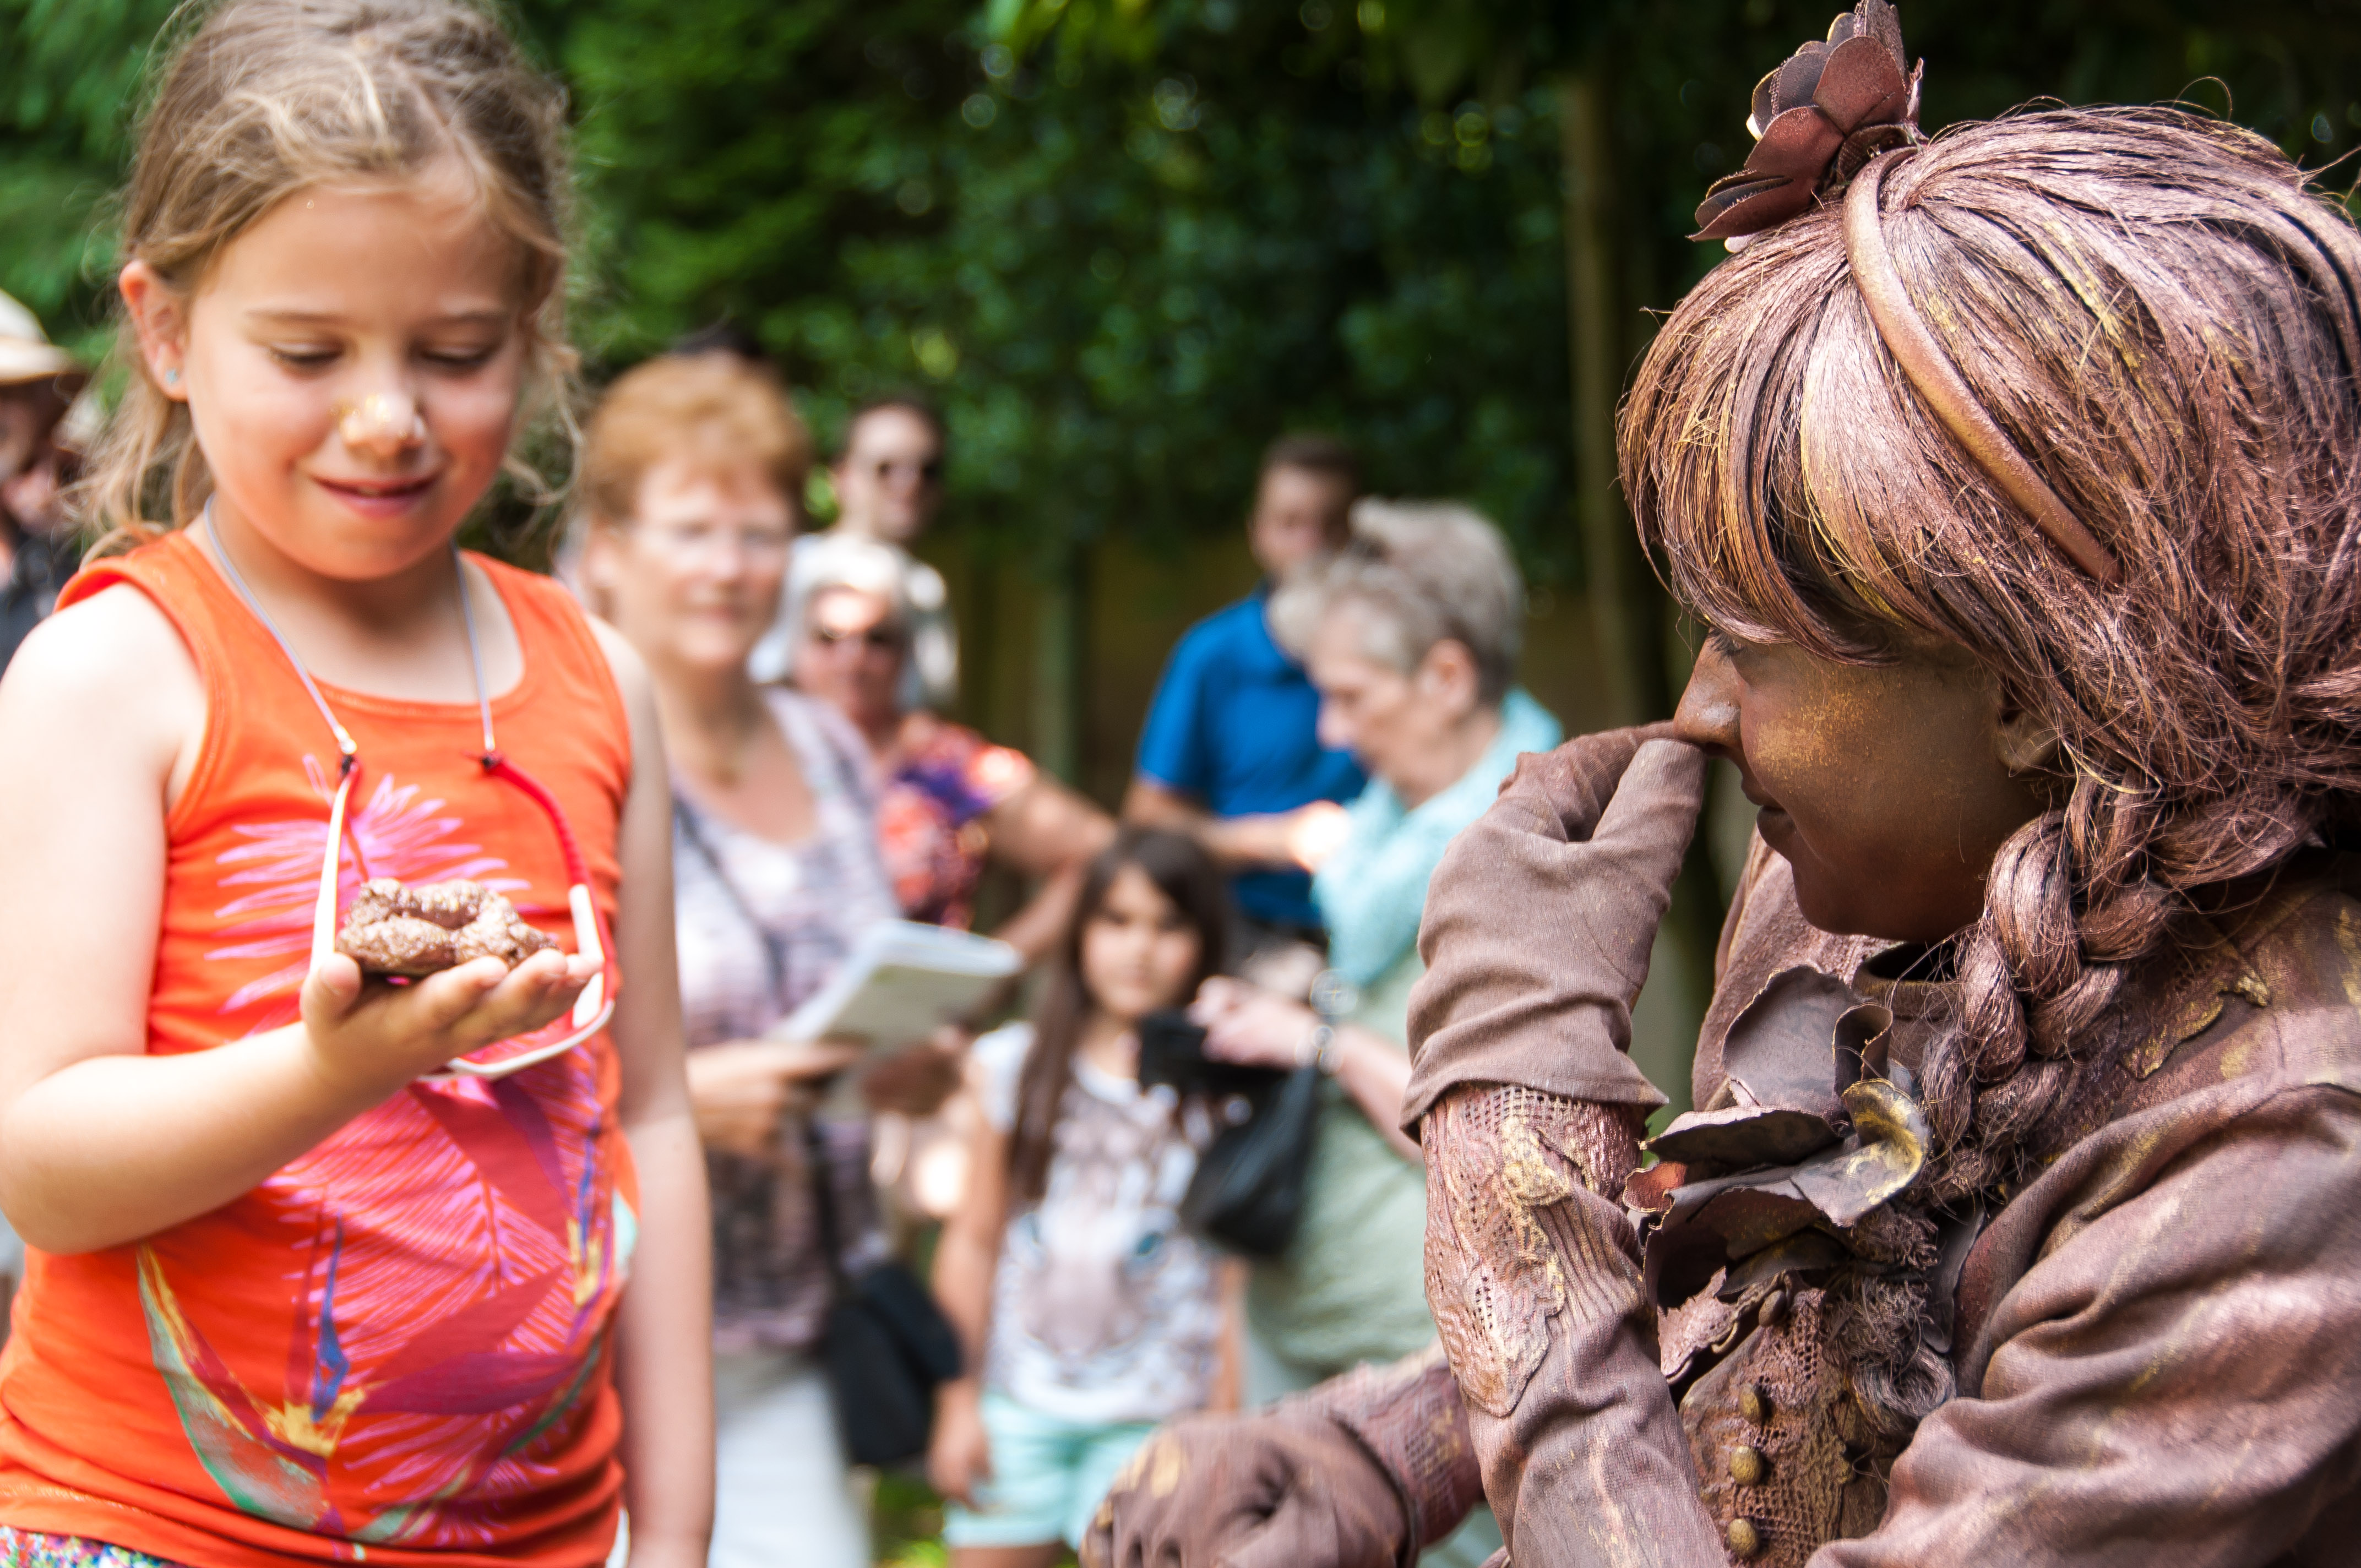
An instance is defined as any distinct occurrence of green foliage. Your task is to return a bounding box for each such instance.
[535,0,1576,573]
[7,0,2360,583]
[0,0,177,360]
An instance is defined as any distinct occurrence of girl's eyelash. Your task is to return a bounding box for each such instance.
[266,346,498,371]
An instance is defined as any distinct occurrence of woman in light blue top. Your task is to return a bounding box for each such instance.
[1189,500,1558,1568]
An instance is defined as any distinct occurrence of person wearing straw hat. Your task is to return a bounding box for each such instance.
[0,290,88,672]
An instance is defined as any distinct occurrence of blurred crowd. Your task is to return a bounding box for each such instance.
[0,295,1557,1568]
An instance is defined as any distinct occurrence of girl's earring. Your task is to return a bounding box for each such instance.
[162,367,180,389]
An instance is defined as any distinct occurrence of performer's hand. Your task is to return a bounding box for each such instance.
[1082,1407,1408,1568]
[1403,724,1707,1120]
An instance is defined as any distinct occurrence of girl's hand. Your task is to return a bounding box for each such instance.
[683,1039,863,1158]
[927,1382,993,1507]
[1191,977,1319,1070]
[621,1530,708,1568]
[299,948,595,1097]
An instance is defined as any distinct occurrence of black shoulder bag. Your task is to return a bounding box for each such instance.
[1136,1005,1325,1259]
[805,1120,964,1466]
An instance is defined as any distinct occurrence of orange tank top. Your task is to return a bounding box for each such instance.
[0,531,638,1568]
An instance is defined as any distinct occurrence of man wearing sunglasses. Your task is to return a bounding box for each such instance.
[752,394,959,712]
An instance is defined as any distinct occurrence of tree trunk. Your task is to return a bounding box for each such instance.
[1031,537,1082,783]
[1557,57,1722,1115]
[1558,63,1670,728]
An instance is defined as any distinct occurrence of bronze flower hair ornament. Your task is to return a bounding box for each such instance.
[1691,0,1922,244]
[1624,2,2361,1433]
[1696,0,2119,582]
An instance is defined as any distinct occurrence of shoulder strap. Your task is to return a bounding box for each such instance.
[774,689,875,810]
[57,532,229,693]
[672,796,792,1013]
[804,1115,854,1291]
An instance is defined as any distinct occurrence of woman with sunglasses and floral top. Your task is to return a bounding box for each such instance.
[791,532,1114,967]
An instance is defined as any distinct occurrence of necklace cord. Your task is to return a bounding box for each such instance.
[202,511,361,760]
[452,543,499,759]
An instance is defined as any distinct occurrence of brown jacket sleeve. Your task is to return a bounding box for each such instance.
[1424,1085,1731,1566]
[1403,729,1729,1563]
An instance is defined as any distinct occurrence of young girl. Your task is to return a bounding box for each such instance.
[0,5,710,1566]
[930,830,1239,1567]
[1089,7,2361,1566]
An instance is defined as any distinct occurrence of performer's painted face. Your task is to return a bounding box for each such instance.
[1675,629,2049,944]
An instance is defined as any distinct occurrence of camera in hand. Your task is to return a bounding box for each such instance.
[1136,1008,1286,1099]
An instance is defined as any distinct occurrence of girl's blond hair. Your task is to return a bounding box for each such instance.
[80,0,575,551]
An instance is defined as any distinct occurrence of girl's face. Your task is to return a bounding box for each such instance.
[1675,631,2048,944]
[1080,864,1204,1027]
[797,587,909,722]
[122,155,534,581]
[586,458,794,678]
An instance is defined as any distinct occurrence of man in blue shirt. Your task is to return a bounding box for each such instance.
[1124,435,1368,937]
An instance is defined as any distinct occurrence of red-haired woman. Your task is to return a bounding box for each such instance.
[578,353,901,1568]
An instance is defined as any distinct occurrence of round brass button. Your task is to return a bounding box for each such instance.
[1729,1445,1765,1486]
[1727,1517,1764,1558]
[1739,1384,1770,1424]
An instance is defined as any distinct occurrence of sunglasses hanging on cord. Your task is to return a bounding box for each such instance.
[204,508,614,1080]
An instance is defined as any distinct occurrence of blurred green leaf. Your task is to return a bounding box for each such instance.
[6,0,2359,582]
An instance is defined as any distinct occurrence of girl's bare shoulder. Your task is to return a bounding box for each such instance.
[0,582,205,788]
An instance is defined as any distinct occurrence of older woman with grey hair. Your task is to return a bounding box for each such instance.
[1183,499,1558,1567]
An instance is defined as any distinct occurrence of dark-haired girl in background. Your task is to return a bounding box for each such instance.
[928,830,1243,1568]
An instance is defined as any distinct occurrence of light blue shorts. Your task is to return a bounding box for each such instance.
[941,1391,1160,1550]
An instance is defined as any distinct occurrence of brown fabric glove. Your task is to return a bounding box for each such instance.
[1403,727,1707,1129]
[1300,1344,1489,1562]
[1080,1404,1412,1568]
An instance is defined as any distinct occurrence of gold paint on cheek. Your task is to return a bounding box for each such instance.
[1745,644,2032,937]
[2335,908,2361,1010]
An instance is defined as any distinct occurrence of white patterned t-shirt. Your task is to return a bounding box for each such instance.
[973,1023,1226,1425]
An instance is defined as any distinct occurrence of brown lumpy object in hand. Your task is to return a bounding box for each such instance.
[336,878,558,977]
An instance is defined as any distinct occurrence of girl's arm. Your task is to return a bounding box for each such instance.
[0,589,594,1254]
[927,1090,1011,1506]
[980,776,1116,965]
[591,622,714,1568]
